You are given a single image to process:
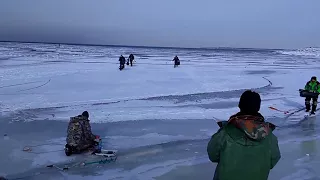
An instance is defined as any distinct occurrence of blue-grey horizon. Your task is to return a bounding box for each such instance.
[0,0,319,49]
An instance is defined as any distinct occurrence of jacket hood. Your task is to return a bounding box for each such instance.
[70,115,89,123]
[228,112,272,141]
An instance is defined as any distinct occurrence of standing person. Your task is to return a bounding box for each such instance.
[119,55,126,70]
[172,55,180,68]
[207,90,281,180]
[129,54,135,66]
[304,76,320,114]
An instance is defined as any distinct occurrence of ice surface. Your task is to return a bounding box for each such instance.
[1,42,320,179]
[277,47,320,58]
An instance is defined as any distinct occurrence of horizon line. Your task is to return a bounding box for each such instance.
[0,40,287,51]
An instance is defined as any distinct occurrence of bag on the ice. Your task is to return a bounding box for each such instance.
[299,89,319,98]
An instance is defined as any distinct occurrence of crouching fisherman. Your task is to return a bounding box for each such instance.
[65,111,97,156]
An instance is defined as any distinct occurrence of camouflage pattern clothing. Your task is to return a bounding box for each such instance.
[207,112,281,180]
[66,115,96,152]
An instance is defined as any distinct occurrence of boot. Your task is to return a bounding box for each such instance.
[311,105,316,114]
[306,104,310,112]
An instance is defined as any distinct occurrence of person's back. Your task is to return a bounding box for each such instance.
[66,111,95,152]
[207,90,281,180]
[119,55,125,64]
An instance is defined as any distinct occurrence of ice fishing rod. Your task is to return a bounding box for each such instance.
[268,106,290,114]
[268,104,310,114]
[212,116,227,128]
[46,155,117,171]
[270,96,320,116]
[22,142,65,154]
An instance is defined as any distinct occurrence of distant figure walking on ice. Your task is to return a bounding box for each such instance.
[172,55,180,68]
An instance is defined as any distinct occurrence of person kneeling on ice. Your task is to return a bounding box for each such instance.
[207,90,281,180]
[304,76,320,115]
[65,111,98,156]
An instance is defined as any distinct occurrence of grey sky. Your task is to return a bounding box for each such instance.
[0,0,319,49]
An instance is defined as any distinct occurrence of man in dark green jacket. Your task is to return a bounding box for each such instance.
[304,76,320,114]
[207,90,281,180]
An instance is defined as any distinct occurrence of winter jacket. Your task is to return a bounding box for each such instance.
[305,80,320,93]
[119,56,126,64]
[129,54,134,61]
[66,115,95,151]
[207,112,281,180]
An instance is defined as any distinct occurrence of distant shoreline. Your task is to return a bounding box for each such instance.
[0,40,285,51]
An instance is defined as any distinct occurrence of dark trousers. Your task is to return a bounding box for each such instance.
[130,60,133,66]
[305,97,318,112]
[119,64,124,70]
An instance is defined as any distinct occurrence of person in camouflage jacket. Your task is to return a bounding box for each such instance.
[207,90,281,180]
[66,111,96,152]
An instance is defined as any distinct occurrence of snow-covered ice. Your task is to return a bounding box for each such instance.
[1,42,320,179]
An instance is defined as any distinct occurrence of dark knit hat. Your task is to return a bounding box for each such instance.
[238,90,261,113]
[82,111,89,118]
[311,76,317,81]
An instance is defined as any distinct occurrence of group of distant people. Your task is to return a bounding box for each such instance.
[118,54,181,70]
[119,54,135,70]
